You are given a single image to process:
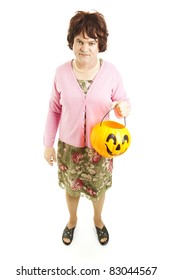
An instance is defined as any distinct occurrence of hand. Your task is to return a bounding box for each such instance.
[44,147,57,166]
[114,101,131,118]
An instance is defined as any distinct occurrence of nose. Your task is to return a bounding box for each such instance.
[116,144,121,151]
[81,43,89,52]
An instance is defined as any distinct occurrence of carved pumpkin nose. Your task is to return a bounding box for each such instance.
[116,144,120,150]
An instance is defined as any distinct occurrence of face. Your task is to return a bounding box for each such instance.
[73,33,99,67]
[90,121,131,158]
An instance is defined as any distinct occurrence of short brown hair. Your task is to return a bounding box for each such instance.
[67,11,109,52]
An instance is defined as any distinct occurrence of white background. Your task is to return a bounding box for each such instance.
[0,0,173,279]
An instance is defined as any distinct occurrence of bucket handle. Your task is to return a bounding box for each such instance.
[100,105,126,127]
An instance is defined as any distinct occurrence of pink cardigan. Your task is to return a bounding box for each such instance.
[43,60,129,148]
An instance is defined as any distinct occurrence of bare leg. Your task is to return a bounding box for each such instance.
[63,191,80,244]
[92,193,108,243]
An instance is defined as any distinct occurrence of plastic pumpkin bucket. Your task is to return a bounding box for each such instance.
[90,117,131,158]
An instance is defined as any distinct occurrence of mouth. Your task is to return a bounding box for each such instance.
[79,53,89,56]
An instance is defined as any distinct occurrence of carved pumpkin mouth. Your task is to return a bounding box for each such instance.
[105,144,113,156]
[105,144,120,156]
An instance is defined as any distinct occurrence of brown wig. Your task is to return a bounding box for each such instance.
[67,11,109,52]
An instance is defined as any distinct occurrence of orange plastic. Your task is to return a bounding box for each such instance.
[90,120,131,158]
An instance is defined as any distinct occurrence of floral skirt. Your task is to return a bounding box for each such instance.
[57,140,113,201]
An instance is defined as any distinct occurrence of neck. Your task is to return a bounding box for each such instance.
[73,59,100,73]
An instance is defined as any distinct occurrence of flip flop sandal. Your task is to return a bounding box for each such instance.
[95,225,109,245]
[62,226,76,245]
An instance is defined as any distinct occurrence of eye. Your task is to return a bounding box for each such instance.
[76,40,83,45]
[105,134,117,156]
[106,134,116,145]
[122,135,129,144]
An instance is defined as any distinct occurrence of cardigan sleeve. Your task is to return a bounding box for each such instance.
[111,70,130,118]
[43,79,62,147]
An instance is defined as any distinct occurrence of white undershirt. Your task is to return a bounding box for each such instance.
[72,59,101,80]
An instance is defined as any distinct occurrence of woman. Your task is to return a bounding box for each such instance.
[44,11,130,246]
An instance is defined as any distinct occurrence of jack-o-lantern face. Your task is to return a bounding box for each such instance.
[90,121,131,158]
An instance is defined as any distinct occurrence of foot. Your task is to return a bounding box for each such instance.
[95,225,109,245]
[94,217,109,245]
[62,225,76,245]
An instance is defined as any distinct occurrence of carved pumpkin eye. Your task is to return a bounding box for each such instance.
[90,121,131,158]
[122,135,129,144]
[105,134,119,156]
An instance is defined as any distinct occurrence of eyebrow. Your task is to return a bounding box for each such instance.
[75,38,97,43]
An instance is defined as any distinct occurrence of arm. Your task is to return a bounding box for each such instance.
[43,79,62,165]
[111,71,131,118]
